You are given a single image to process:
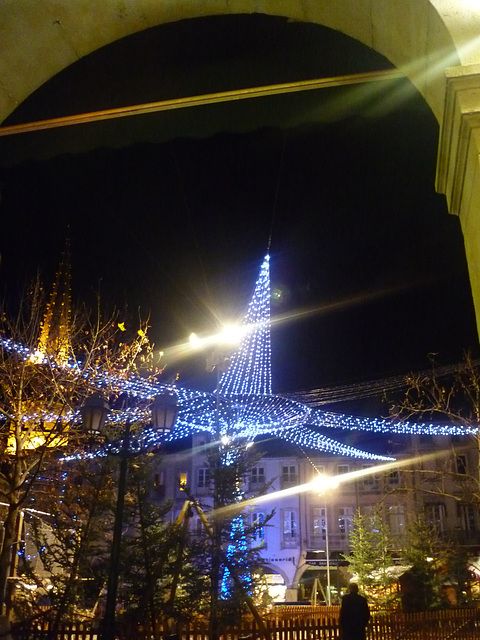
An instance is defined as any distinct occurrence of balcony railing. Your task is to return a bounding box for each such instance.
[443,529,480,546]
[307,533,350,551]
[282,536,299,549]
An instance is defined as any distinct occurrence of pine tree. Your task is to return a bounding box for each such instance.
[399,517,449,611]
[445,544,477,606]
[344,508,399,609]
[207,437,273,629]
[29,456,116,621]
[114,461,204,631]
[173,436,275,635]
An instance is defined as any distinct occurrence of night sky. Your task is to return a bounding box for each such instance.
[0,14,478,398]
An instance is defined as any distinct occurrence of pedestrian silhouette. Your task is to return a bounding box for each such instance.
[339,583,370,640]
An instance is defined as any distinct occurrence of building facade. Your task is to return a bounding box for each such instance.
[154,432,480,603]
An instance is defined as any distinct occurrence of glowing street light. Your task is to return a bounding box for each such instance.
[189,323,245,352]
[312,474,340,493]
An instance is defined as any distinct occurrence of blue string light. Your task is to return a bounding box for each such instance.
[219,255,272,397]
[1,254,475,462]
[221,515,250,599]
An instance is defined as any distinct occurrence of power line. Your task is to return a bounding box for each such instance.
[288,360,479,407]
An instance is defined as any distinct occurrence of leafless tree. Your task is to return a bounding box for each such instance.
[0,277,156,618]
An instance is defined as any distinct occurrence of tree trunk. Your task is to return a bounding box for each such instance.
[0,498,20,617]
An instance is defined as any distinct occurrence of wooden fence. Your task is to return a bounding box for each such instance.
[11,608,480,640]
[266,606,340,621]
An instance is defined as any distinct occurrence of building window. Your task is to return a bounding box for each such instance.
[455,455,468,475]
[459,504,476,533]
[197,468,211,488]
[283,510,298,538]
[282,466,297,483]
[153,472,165,497]
[388,470,400,486]
[252,511,265,540]
[179,472,188,490]
[312,507,327,540]
[387,504,405,535]
[361,465,375,489]
[425,503,446,533]
[195,518,203,536]
[251,467,266,485]
[337,507,353,539]
[337,465,349,475]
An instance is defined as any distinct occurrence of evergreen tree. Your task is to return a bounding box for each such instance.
[29,456,116,621]
[344,508,399,609]
[186,436,274,633]
[445,543,478,606]
[115,461,210,631]
[399,517,449,611]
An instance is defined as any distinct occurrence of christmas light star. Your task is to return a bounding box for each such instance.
[2,255,475,462]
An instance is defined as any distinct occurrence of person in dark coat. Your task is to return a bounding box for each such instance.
[339,582,371,640]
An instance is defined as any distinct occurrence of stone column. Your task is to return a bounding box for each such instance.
[436,64,480,340]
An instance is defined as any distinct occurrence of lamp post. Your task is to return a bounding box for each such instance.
[324,500,331,606]
[81,391,178,640]
[312,474,338,607]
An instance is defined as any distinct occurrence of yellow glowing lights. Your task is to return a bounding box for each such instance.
[189,325,245,351]
[218,325,244,345]
[189,332,201,348]
[6,425,68,453]
[312,474,340,493]
[28,350,45,365]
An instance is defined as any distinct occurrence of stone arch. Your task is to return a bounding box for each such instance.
[1,1,480,336]
[293,562,311,587]
[0,1,477,125]
[264,563,290,587]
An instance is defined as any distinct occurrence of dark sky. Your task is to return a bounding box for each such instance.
[0,14,478,395]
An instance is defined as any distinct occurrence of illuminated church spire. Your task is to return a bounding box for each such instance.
[35,242,72,366]
[219,254,272,396]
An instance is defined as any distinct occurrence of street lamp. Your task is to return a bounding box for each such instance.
[312,474,339,606]
[80,394,109,436]
[81,391,178,640]
[324,503,331,606]
[152,392,180,433]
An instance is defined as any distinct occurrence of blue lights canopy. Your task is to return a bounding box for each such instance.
[1,254,475,461]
